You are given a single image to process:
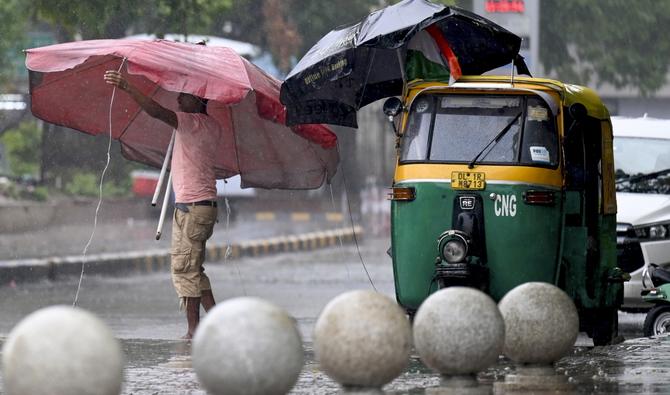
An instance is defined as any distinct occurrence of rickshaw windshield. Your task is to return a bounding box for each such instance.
[400,94,559,168]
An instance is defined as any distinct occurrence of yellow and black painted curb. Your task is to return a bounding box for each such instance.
[0,226,363,284]
[206,226,362,261]
[252,211,344,223]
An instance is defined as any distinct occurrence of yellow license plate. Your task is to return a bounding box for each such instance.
[451,171,486,190]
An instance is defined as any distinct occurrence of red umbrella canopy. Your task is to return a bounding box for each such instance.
[25,39,339,189]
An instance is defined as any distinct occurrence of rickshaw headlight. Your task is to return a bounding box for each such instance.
[442,239,467,263]
[437,230,471,263]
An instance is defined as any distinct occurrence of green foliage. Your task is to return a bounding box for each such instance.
[64,172,98,196]
[64,171,129,197]
[0,0,29,88]
[0,120,41,177]
[0,180,18,199]
[13,185,49,201]
[0,179,48,202]
[33,0,133,39]
[139,0,233,38]
[289,0,379,57]
[31,0,233,40]
[30,186,49,201]
[541,0,670,95]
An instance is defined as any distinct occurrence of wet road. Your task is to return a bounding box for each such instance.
[0,237,668,394]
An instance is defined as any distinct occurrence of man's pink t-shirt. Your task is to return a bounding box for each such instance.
[172,112,221,203]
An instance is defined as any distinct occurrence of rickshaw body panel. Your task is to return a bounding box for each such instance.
[392,165,563,309]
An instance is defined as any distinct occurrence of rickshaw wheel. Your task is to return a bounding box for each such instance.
[643,305,670,337]
[589,308,618,346]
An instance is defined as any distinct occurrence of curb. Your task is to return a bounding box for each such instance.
[0,226,363,285]
[251,211,344,223]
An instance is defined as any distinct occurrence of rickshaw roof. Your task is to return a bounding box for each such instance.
[406,76,610,120]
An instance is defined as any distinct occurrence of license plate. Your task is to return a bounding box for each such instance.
[451,171,486,190]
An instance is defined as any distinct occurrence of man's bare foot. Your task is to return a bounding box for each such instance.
[182,296,201,341]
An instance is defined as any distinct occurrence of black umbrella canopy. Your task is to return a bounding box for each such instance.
[280,0,527,128]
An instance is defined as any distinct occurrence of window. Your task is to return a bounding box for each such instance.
[400,94,558,168]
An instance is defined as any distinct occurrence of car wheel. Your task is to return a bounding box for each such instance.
[643,305,670,337]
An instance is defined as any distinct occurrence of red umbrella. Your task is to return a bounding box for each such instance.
[25,39,339,190]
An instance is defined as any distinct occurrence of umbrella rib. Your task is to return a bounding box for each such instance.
[306,141,331,187]
[229,113,245,181]
[303,139,328,171]
[116,84,162,140]
[356,48,377,111]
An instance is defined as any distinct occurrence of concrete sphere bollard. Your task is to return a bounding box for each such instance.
[192,297,304,395]
[413,287,505,376]
[1,305,124,395]
[498,282,579,364]
[314,290,412,389]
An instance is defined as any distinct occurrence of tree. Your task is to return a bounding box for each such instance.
[541,0,670,95]
[32,0,138,40]
[30,0,232,41]
[0,0,29,90]
[289,0,379,60]
[135,0,232,39]
[0,120,41,177]
[211,0,381,74]
[262,0,303,73]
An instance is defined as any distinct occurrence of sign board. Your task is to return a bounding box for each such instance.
[473,0,540,76]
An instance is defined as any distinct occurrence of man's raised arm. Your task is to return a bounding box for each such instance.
[104,70,177,129]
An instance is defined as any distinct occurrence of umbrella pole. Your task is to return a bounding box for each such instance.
[396,49,408,97]
[156,171,172,240]
[152,129,176,206]
[396,49,407,84]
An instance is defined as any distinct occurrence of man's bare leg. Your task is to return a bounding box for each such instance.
[201,289,216,312]
[182,297,201,340]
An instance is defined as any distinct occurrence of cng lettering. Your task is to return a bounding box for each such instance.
[494,194,517,217]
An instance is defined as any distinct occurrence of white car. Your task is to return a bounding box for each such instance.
[613,117,670,310]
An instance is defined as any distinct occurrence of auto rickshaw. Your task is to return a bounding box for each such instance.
[383,75,627,345]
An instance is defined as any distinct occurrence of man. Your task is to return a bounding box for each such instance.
[104,70,220,339]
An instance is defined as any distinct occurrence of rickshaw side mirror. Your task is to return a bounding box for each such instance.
[569,103,588,122]
[383,97,403,121]
[566,103,588,140]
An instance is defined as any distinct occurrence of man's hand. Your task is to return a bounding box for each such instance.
[104,70,129,91]
[103,70,177,129]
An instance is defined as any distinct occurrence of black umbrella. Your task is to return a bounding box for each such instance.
[280,0,529,128]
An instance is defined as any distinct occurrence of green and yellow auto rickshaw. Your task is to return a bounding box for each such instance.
[383,76,626,345]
